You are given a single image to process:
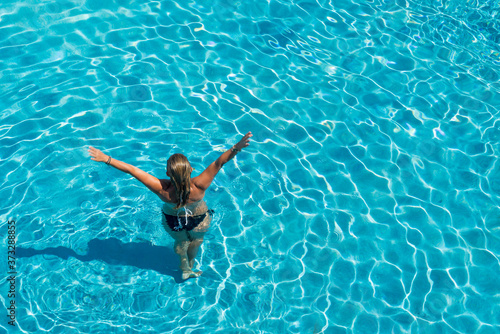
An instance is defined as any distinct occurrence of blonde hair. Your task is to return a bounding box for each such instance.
[167,153,192,209]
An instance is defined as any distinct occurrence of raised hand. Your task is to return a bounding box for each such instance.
[88,146,109,163]
[233,132,252,151]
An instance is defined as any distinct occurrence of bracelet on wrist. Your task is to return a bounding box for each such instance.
[105,156,112,165]
[231,146,240,153]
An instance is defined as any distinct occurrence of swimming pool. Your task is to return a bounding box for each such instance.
[1,0,499,332]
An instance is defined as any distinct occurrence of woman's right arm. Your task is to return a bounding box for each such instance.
[193,132,252,191]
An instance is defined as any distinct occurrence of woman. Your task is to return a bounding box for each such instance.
[88,132,252,280]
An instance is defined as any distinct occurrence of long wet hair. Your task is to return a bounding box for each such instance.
[167,153,192,209]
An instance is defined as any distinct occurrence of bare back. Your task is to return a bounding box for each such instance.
[157,177,208,208]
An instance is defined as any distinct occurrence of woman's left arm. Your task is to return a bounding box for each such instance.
[88,146,163,195]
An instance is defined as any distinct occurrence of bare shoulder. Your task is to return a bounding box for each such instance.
[190,177,206,200]
[157,179,174,202]
[191,170,215,191]
[191,176,202,188]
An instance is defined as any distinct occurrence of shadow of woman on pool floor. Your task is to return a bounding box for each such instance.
[16,237,186,283]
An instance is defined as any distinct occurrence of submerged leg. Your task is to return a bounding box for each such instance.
[187,238,204,269]
[174,239,202,280]
[173,240,191,274]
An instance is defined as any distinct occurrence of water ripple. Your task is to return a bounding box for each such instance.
[1,0,500,333]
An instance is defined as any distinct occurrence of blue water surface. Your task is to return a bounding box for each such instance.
[1,0,500,333]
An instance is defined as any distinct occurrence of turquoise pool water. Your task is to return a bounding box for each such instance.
[1,0,500,333]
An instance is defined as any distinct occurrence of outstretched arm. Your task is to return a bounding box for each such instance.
[88,146,163,195]
[193,132,252,191]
